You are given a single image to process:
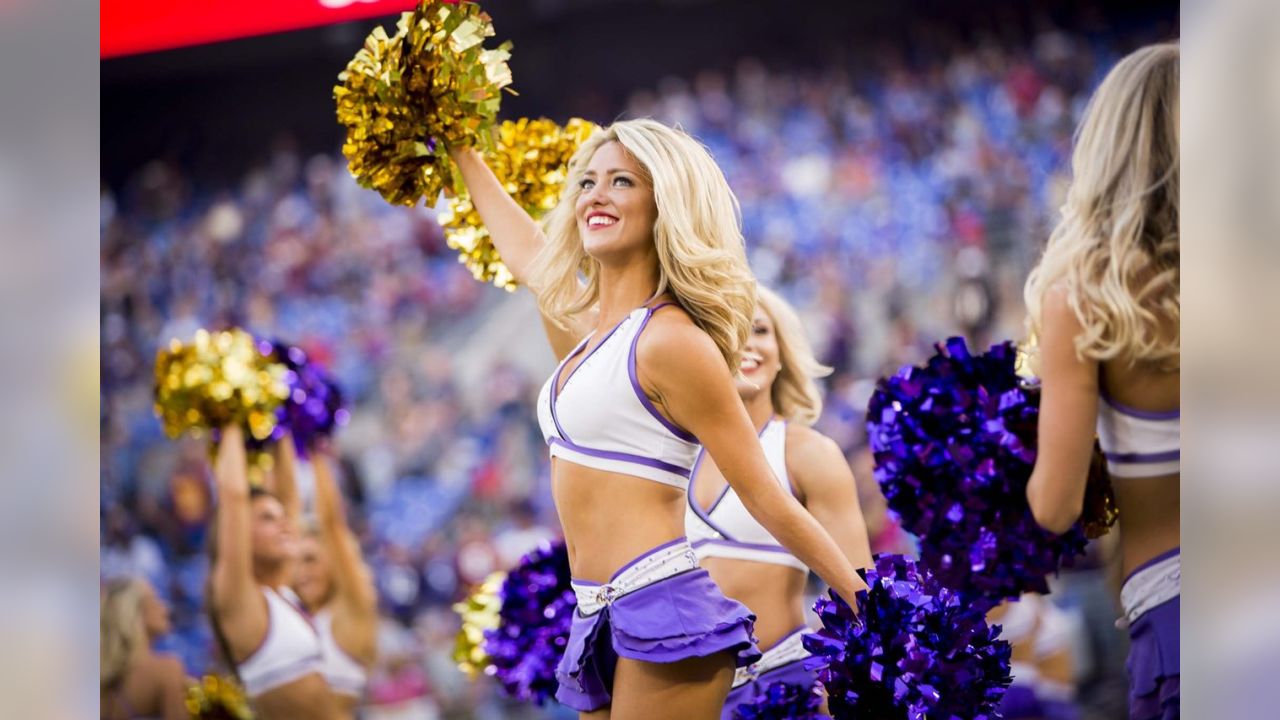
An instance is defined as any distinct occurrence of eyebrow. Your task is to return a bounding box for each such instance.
[582,168,635,177]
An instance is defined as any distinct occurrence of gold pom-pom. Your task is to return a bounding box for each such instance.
[153,329,289,443]
[1082,440,1120,539]
[439,117,599,290]
[185,674,254,719]
[335,0,514,207]
[452,571,505,678]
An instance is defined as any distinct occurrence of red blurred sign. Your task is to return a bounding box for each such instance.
[101,0,418,58]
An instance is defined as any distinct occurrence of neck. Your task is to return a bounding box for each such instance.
[253,560,288,589]
[743,388,777,431]
[595,256,661,327]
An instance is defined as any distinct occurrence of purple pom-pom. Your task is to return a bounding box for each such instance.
[733,681,825,720]
[483,540,574,705]
[803,554,1011,720]
[866,338,1089,604]
[253,339,348,456]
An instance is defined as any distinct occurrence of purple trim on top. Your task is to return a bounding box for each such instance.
[549,315,633,441]
[687,418,776,540]
[1104,449,1180,463]
[628,306,700,444]
[1101,392,1180,421]
[1125,546,1180,583]
[555,315,632,402]
[609,536,689,581]
[572,578,602,587]
[687,449,737,541]
[547,335,591,441]
[549,436,692,478]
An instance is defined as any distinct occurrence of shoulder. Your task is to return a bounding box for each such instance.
[784,424,847,482]
[635,305,723,376]
[1040,284,1087,338]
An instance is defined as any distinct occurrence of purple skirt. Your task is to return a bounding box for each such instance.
[554,564,760,711]
[1125,551,1180,720]
[998,684,1046,719]
[721,658,816,720]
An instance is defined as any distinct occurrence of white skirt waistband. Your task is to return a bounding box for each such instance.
[1120,551,1180,625]
[732,627,811,688]
[572,540,700,617]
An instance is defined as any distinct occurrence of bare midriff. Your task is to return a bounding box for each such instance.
[1114,474,1180,578]
[553,459,689,583]
[700,557,808,651]
[252,675,346,720]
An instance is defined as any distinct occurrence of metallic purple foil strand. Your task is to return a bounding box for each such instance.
[733,681,826,720]
[482,540,574,705]
[803,555,1012,720]
[866,338,1089,606]
[250,339,349,457]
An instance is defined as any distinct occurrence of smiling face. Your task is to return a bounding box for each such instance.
[736,305,781,401]
[574,141,659,263]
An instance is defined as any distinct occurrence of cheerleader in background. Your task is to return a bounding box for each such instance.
[685,285,873,719]
[990,594,1081,720]
[100,577,191,720]
[448,120,864,719]
[206,426,342,720]
[276,438,379,716]
[1023,42,1180,720]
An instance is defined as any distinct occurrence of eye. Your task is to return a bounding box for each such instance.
[753,324,768,335]
[613,176,634,187]
[579,178,596,190]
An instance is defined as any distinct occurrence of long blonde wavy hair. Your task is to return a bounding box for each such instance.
[101,577,149,691]
[757,285,832,426]
[1024,42,1179,369]
[531,119,757,369]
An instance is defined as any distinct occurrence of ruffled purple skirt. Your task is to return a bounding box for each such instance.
[1125,550,1180,720]
[554,565,760,711]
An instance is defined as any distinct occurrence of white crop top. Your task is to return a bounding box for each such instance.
[1096,391,1179,478]
[686,419,808,572]
[536,303,700,489]
[313,607,368,699]
[236,586,324,697]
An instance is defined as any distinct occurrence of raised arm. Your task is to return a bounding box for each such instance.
[270,434,303,532]
[1026,288,1100,533]
[210,426,256,619]
[640,321,865,600]
[788,427,874,572]
[448,146,594,358]
[447,146,548,285]
[312,448,377,614]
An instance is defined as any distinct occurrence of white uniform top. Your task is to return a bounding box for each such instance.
[536,303,700,489]
[686,419,808,572]
[313,606,368,699]
[236,586,323,697]
[1096,391,1180,477]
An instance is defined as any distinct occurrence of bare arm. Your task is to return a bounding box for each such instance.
[270,434,303,531]
[210,426,256,620]
[312,449,378,615]
[155,656,191,720]
[1026,288,1100,533]
[641,320,865,600]
[448,146,592,357]
[789,427,875,572]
